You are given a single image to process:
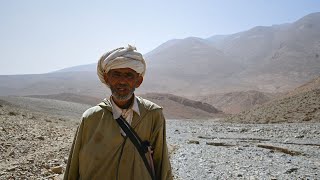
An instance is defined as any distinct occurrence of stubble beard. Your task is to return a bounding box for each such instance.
[110,86,135,101]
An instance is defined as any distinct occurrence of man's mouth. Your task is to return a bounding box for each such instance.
[116,86,129,92]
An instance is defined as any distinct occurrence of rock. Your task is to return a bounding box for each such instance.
[295,135,304,138]
[44,163,51,169]
[206,142,233,147]
[50,165,63,174]
[64,157,68,164]
[187,140,200,144]
[54,174,65,180]
[37,136,45,140]
[285,167,298,174]
[8,150,15,156]
[6,166,18,172]
[27,159,35,163]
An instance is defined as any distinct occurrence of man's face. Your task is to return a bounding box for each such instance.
[105,68,143,101]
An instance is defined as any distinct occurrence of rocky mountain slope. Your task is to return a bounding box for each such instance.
[287,76,320,96]
[208,12,320,92]
[144,12,320,94]
[226,76,320,123]
[143,37,244,95]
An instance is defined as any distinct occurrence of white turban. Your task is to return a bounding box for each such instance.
[97,45,146,86]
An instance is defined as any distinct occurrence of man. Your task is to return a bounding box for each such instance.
[64,45,173,180]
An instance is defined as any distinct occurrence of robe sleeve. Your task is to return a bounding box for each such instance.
[150,109,173,180]
[64,118,84,180]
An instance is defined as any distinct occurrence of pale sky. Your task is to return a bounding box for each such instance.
[1,0,320,75]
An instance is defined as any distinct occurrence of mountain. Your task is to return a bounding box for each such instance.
[142,37,245,95]
[54,63,96,73]
[0,12,320,97]
[226,76,320,123]
[207,12,320,92]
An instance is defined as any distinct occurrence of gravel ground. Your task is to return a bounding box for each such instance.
[167,119,320,179]
[0,104,77,179]
[1,100,319,179]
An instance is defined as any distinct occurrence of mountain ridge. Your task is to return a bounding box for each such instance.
[0,12,320,97]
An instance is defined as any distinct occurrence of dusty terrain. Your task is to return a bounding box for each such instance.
[226,77,320,123]
[1,99,319,179]
[168,120,320,179]
[0,102,77,179]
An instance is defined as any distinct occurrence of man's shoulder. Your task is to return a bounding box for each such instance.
[136,96,162,111]
[82,105,105,119]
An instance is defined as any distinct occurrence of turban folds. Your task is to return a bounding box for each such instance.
[97,45,146,86]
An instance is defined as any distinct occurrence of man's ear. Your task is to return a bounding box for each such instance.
[135,76,143,88]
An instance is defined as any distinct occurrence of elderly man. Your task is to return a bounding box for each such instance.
[64,45,173,180]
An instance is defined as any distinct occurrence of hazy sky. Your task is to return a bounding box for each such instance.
[1,0,320,75]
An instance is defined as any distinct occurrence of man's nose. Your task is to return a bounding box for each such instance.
[118,75,128,84]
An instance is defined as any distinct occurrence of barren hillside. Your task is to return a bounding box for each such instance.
[226,89,320,123]
[141,93,223,119]
[287,76,320,96]
[0,96,91,120]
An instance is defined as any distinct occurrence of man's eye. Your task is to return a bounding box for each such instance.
[125,73,134,79]
[111,73,121,78]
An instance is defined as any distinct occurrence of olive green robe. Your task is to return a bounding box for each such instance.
[64,96,173,180]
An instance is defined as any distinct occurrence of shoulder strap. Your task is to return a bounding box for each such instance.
[116,116,156,180]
